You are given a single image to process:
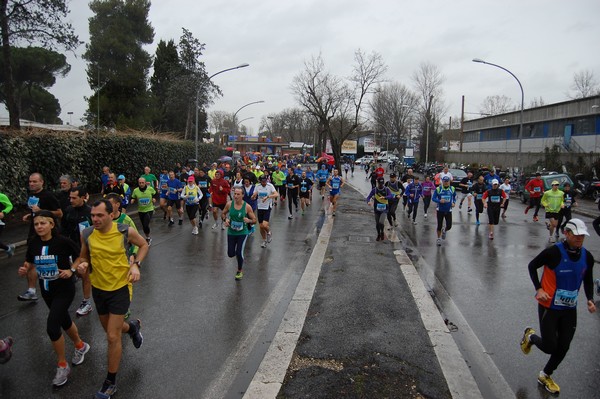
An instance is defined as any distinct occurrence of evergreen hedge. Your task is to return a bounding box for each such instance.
[0,129,220,207]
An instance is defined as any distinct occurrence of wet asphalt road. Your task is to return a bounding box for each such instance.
[0,198,325,399]
[346,170,600,399]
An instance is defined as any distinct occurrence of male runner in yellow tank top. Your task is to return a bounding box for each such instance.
[73,199,149,399]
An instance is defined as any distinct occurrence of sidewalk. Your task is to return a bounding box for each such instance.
[257,184,473,398]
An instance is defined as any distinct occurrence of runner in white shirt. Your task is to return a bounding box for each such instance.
[252,175,279,248]
[499,177,513,219]
[437,166,453,185]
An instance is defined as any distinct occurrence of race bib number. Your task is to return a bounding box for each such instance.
[468,181,473,188]
[258,192,268,199]
[199,181,207,188]
[231,220,244,231]
[332,183,340,189]
[301,187,307,192]
[78,221,90,233]
[442,195,451,202]
[476,193,483,200]
[504,189,511,195]
[288,183,294,188]
[186,197,197,205]
[36,263,59,280]
[169,187,177,194]
[564,199,572,207]
[161,183,168,190]
[534,187,541,192]
[139,197,151,206]
[376,203,387,211]
[554,289,578,308]
[28,196,40,209]
[491,195,501,203]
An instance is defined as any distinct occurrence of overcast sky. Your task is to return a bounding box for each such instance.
[23,0,600,133]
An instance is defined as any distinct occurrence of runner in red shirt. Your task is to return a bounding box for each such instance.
[524,172,545,222]
[374,164,385,179]
[209,170,231,230]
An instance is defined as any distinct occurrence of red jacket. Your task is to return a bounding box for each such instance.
[525,178,544,198]
[209,178,230,205]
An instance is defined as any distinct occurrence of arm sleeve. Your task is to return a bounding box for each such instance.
[366,189,375,202]
[0,193,13,214]
[528,246,561,290]
[583,252,595,301]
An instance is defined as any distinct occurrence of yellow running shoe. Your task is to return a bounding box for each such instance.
[538,371,560,394]
[520,327,535,354]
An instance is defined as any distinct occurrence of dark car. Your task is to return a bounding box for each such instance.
[517,173,574,203]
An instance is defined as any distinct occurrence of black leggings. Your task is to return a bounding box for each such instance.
[41,283,75,342]
[0,224,7,251]
[186,204,198,220]
[529,197,542,217]
[199,196,209,220]
[407,201,419,220]
[530,305,577,376]
[374,211,386,235]
[436,211,452,232]
[138,211,153,236]
[277,185,286,199]
[422,196,432,214]
[227,234,248,270]
[487,206,501,225]
[387,200,399,225]
[474,200,484,222]
[557,208,572,231]
[288,191,298,214]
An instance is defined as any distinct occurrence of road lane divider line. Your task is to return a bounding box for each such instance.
[243,213,334,398]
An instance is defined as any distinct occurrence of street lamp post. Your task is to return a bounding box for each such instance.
[425,95,434,165]
[473,58,524,174]
[232,100,265,135]
[195,63,249,160]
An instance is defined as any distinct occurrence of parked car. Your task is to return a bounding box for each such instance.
[517,173,574,203]
[448,168,467,189]
[355,155,374,165]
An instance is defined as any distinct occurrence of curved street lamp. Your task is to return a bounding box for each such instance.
[194,63,250,159]
[232,100,265,134]
[473,58,524,174]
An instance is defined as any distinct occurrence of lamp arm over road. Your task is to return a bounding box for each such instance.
[194,63,250,159]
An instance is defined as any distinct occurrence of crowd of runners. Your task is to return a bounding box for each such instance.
[1,156,599,396]
[0,157,346,398]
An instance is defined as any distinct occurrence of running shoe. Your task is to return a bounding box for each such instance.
[72,342,90,366]
[548,236,556,243]
[146,237,152,246]
[424,213,428,219]
[52,365,71,387]
[168,219,174,226]
[267,232,272,243]
[524,206,530,214]
[128,319,143,349]
[332,211,336,216]
[212,223,218,229]
[475,220,480,226]
[261,241,267,248]
[221,224,225,230]
[394,221,398,227]
[441,227,446,240]
[76,301,93,317]
[178,219,183,225]
[0,336,14,364]
[17,290,38,301]
[412,220,417,225]
[235,271,243,281]
[467,208,472,213]
[520,326,535,355]
[436,238,442,246]
[594,279,600,296]
[489,232,493,240]
[288,215,293,219]
[533,216,539,222]
[95,379,118,399]
[192,226,198,235]
[376,234,381,241]
[459,204,462,209]
[6,244,15,257]
[538,371,560,394]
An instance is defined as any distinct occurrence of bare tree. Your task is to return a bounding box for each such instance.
[261,109,315,144]
[369,82,419,152]
[528,96,545,108]
[569,70,599,99]
[479,95,513,115]
[412,62,446,163]
[291,50,387,169]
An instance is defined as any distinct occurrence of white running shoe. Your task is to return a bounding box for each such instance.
[267,232,272,243]
[192,226,199,235]
[211,223,218,229]
[76,301,93,317]
[261,241,267,248]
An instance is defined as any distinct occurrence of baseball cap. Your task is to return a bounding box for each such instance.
[492,179,499,185]
[564,219,589,236]
[535,172,541,176]
[259,175,267,181]
[187,176,195,182]
[390,173,397,177]
[377,177,385,183]
[551,180,559,185]
[117,174,125,180]
[442,176,451,182]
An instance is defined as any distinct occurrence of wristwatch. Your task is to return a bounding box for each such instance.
[70,267,76,273]
[132,260,141,267]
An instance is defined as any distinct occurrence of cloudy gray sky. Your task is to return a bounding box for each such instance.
[26,0,600,132]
